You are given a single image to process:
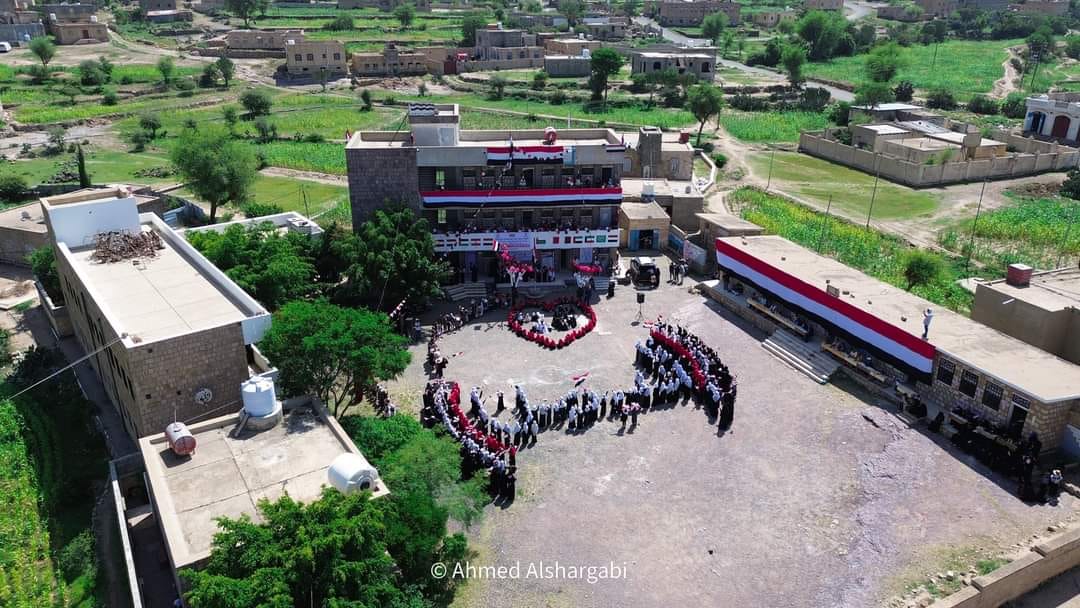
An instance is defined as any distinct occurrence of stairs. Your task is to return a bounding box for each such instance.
[444,282,488,302]
[761,330,839,385]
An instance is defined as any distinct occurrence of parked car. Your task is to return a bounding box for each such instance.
[0,43,11,53]
[628,256,660,288]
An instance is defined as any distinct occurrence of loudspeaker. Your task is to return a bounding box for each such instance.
[637,293,645,304]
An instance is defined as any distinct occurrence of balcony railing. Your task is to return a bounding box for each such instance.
[421,186,622,208]
[433,228,621,253]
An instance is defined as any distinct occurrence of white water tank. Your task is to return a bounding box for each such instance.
[241,376,277,417]
[165,422,197,456]
[328,453,380,494]
[642,182,655,196]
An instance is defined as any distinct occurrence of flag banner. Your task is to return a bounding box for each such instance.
[421,187,622,207]
[485,145,565,165]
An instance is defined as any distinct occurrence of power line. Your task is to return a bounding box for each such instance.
[2,333,127,403]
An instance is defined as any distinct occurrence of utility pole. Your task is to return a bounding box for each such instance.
[301,184,311,217]
[1059,202,1077,269]
[817,194,833,253]
[765,146,775,191]
[965,179,987,273]
[930,41,939,73]
[1027,52,1041,92]
[866,154,880,229]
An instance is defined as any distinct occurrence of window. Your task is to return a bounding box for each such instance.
[981,381,1003,410]
[306,53,314,61]
[936,359,955,385]
[1012,394,1030,411]
[652,61,661,70]
[334,53,341,60]
[701,62,710,73]
[294,54,302,61]
[958,370,979,398]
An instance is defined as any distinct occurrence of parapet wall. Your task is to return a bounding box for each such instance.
[798,130,1079,188]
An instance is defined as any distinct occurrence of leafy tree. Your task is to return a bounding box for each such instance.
[334,206,450,309]
[57,85,80,105]
[340,415,424,464]
[156,56,175,86]
[461,13,487,46]
[199,63,220,88]
[686,83,723,146]
[393,2,415,27]
[902,250,944,289]
[77,59,107,86]
[215,56,235,87]
[702,11,727,43]
[781,43,807,88]
[98,55,114,78]
[1026,25,1055,58]
[139,113,162,139]
[588,47,623,102]
[224,0,268,27]
[221,106,238,136]
[46,126,66,152]
[865,42,906,83]
[892,80,914,102]
[925,87,957,109]
[1001,92,1027,118]
[170,125,258,222]
[187,223,317,309]
[920,19,948,44]
[854,81,894,108]
[558,0,584,25]
[258,300,410,415]
[967,94,999,115]
[489,73,507,99]
[531,69,548,91]
[28,246,61,302]
[253,117,277,143]
[129,130,150,152]
[0,174,27,204]
[239,89,272,116]
[28,36,55,68]
[622,0,640,17]
[796,10,847,60]
[360,88,373,111]
[76,145,90,188]
[101,87,118,105]
[826,101,851,126]
[1067,35,1080,60]
[325,13,354,30]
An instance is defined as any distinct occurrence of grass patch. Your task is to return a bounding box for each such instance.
[804,39,1022,100]
[0,148,180,187]
[253,140,347,175]
[748,151,939,220]
[719,110,830,142]
[15,88,227,124]
[728,187,976,313]
[178,174,346,215]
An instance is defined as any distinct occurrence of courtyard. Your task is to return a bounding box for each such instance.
[392,271,1079,608]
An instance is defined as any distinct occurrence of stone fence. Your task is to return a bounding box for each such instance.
[931,526,1080,608]
[798,129,1080,188]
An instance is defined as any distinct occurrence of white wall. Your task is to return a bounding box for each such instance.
[48,196,141,248]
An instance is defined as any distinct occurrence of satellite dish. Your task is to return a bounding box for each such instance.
[194,388,213,406]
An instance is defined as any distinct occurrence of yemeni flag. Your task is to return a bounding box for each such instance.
[491,240,502,252]
[572,371,590,386]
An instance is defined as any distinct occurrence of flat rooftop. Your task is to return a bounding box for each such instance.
[720,236,1080,403]
[929,131,1005,147]
[636,51,713,59]
[620,201,670,221]
[0,203,48,234]
[861,124,908,135]
[140,404,387,569]
[68,223,249,343]
[980,267,1080,312]
[890,137,960,151]
[347,128,619,150]
[853,102,922,112]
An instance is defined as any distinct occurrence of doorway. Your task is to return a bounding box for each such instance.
[1051,115,1071,139]
[1009,401,1029,437]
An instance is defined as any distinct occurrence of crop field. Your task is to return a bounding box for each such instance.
[0,148,180,188]
[747,151,940,220]
[728,187,975,313]
[803,39,1022,100]
[14,88,229,124]
[718,110,830,142]
[254,140,348,174]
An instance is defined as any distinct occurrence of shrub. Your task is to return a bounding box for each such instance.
[0,174,28,203]
[532,70,548,91]
[101,88,118,105]
[58,530,96,581]
[325,14,354,30]
[550,89,567,104]
[902,249,944,289]
[78,59,107,86]
[711,152,728,168]
[240,202,285,217]
[798,87,830,112]
[925,88,957,110]
[967,94,999,115]
[826,101,851,126]
[1001,92,1027,118]
[892,80,914,102]
[729,92,770,112]
[240,89,273,116]
[174,77,196,92]
[28,246,62,302]
[1067,35,1080,60]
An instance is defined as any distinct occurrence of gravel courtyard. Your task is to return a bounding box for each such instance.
[393,275,1078,608]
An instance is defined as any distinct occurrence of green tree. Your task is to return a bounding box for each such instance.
[46,125,65,152]
[864,42,906,83]
[57,84,80,105]
[76,144,90,188]
[393,2,416,27]
[532,69,549,90]
[199,63,220,87]
[558,0,584,25]
[253,117,277,143]
[781,43,807,88]
[28,36,55,68]
[334,206,450,308]
[622,0,640,17]
[854,81,894,108]
[98,54,114,79]
[139,113,162,139]
[701,11,727,43]
[28,246,61,303]
[215,56,235,87]
[796,10,846,60]
[1059,168,1080,201]
[925,87,957,109]
[461,13,487,46]
[588,47,623,102]
[224,0,268,27]
[1027,25,1055,58]
[258,300,410,415]
[325,13,354,30]
[239,89,272,116]
[0,174,27,204]
[902,249,944,289]
[77,59,107,86]
[489,73,508,99]
[360,88,373,111]
[686,83,723,145]
[156,56,175,86]
[170,125,258,222]
[222,105,239,134]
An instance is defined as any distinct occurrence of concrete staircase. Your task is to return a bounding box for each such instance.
[761,330,839,385]
[444,282,488,302]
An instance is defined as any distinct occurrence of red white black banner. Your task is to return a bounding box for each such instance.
[421,187,622,207]
[715,239,936,373]
[486,145,565,165]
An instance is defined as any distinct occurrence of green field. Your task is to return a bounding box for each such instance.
[14,88,229,125]
[729,187,975,313]
[0,149,181,187]
[178,174,347,215]
[748,151,940,220]
[718,110,830,142]
[804,39,1022,100]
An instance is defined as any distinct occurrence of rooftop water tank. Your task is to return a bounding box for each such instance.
[328,453,380,494]
[241,376,277,417]
[165,422,197,456]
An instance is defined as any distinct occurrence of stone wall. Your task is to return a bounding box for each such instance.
[0,225,47,267]
[345,146,420,227]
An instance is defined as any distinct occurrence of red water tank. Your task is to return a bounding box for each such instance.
[1006,263,1033,287]
[165,422,197,456]
[678,131,690,144]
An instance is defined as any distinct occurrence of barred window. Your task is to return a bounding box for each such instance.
[936,359,955,386]
[981,381,1003,410]
[958,370,979,398]
[1012,393,1031,411]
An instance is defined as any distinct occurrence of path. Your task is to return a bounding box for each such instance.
[991,45,1024,99]
[260,166,348,186]
[632,16,709,47]
[844,0,880,21]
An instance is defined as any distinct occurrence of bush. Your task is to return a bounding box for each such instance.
[967,94,999,115]
[1001,92,1027,118]
[902,249,944,289]
[798,87,830,112]
[1067,35,1080,60]
[549,89,567,104]
[28,246,62,303]
[174,77,196,92]
[531,70,548,91]
[325,14,354,30]
[925,88,957,110]
[240,89,273,116]
[826,101,851,126]
[77,59,107,86]
[729,92,769,112]
[711,152,728,168]
[240,202,285,217]
[58,530,96,581]
[892,80,914,102]
[101,88,118,105]
[0,174,28,203]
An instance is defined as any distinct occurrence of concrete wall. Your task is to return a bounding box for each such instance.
[931,528,1080,608]
[0,22,43,43]
[544,55,590,77]
[36,279,73,338]
[45,194,141,248]
[972,283,1080,365]
[0,226,47,267]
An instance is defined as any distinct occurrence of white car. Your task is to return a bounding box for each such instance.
[0,42,12,53]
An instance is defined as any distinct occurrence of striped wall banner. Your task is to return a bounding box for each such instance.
[421,187,623,207]
[715,239,936,373]
[486,145,565,164]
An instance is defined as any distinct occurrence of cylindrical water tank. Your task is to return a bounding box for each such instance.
[327,453,380,494]
[165,422,197,456]
[241,377,277,417]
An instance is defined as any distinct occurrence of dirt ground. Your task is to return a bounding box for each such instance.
[391,272,1078,608]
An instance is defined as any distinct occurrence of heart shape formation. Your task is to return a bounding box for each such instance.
[507,297,597,349]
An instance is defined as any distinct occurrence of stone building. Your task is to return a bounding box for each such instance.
[711,235,1080,456]
[630,49,715,82]
[751,9,796,27]
[39,187,272,439]
[1010,0,1069,14]
[804,0,843,10]
[474,25,543,64]
[648,0,741,26]
[544,54,591,77]
[1024,93,1080,143]
[876,4,926,21]
[915,0,958,17]
[227,28,303,50]
[49,19,108,43]
[352,43,429,76]
[38,1,94,21]
[582,16,627,40]
[285,40,348,77]
[544,37,601,55]
[0,0,38,24]
[972,266,1080,366]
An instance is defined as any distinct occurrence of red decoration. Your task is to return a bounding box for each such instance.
[572,260,604,275]
[649,329,707,391]
[506,297,597,349]
[497,244,533,276]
